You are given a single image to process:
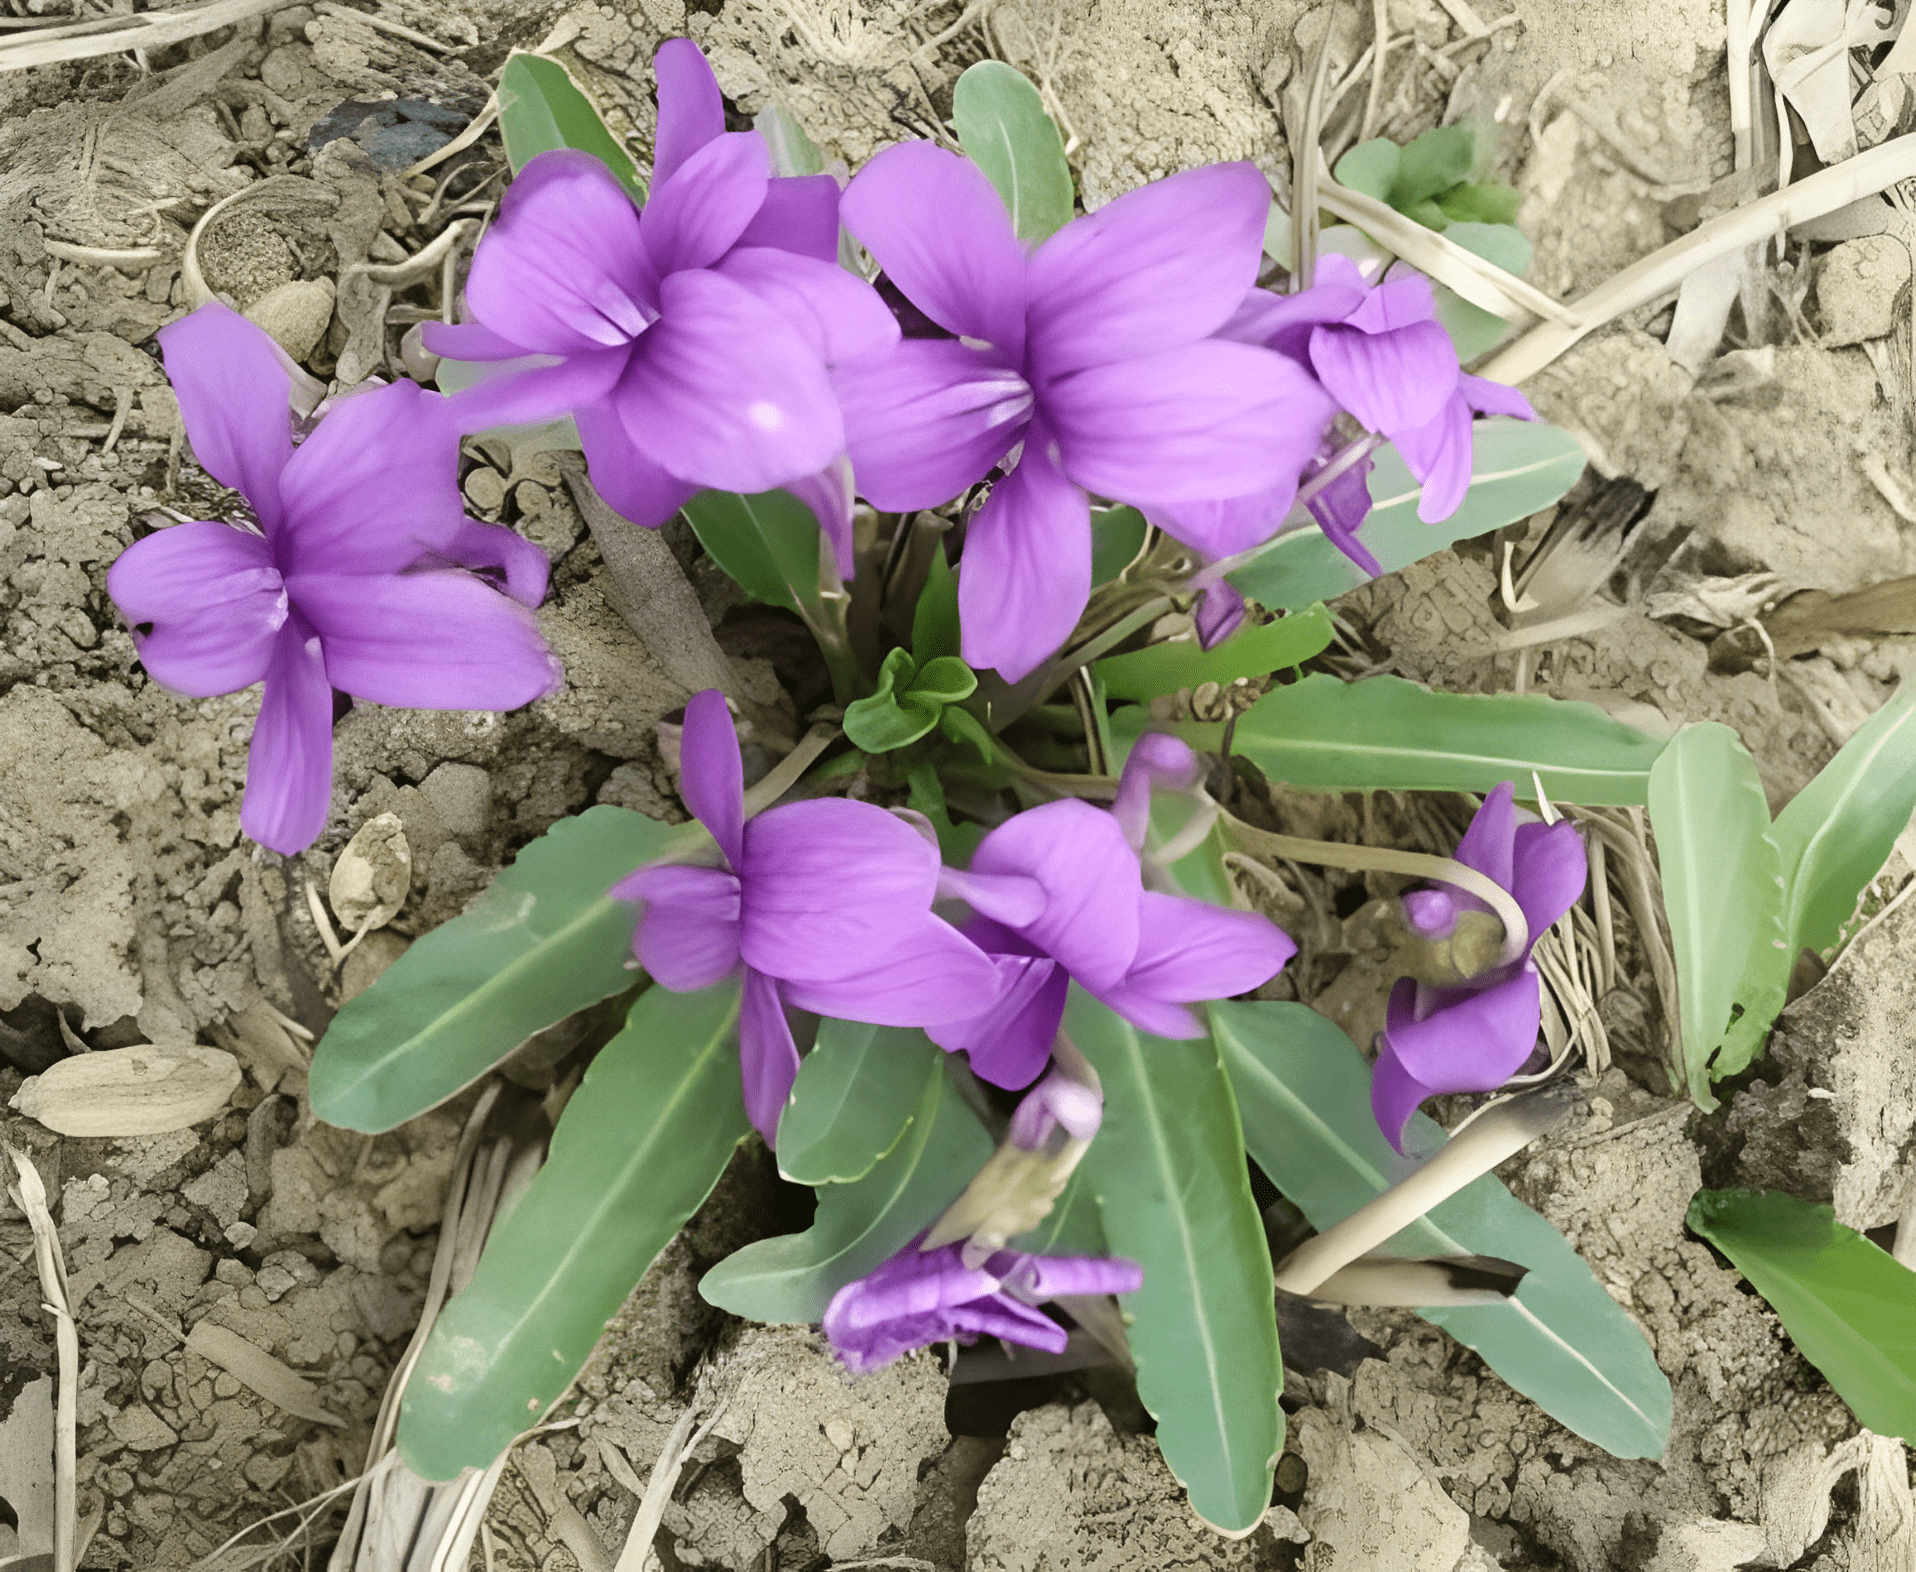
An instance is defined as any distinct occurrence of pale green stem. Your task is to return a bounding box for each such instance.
[742,722,841,817]
[1021,594,1175,716]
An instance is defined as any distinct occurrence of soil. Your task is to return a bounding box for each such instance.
[2,0,1915,1568]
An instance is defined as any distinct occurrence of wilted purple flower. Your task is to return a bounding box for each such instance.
[823,1231,1142,1373]
[1226,254,1537,522]
[1372,782,1588,1151]
[933,734,1292,1088]
[834,147,1333,681]
[107,303,558,855]
[424,40,896,570]
[613,689,1003,1141]
[1006,1064,1103,1151]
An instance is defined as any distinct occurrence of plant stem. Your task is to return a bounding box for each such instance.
[1221,812,1529,967]
[993,739,1119,800]
[742,722,841,816]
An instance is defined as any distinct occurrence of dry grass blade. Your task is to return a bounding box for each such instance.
[612,1397,730,1572]
[0,0,298,71]
[6,1147,76,1572]
[1480,134,1916,385]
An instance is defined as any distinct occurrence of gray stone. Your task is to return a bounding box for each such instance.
[107,1404,178,1452]
[1816,234,1911,346]
[417,762,492,841]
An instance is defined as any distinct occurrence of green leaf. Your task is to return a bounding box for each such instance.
[497,53,643,201]
[1090,506,1148,587]
[1443,220,1532,274]
[1228,673,1666,805]
[844,649,936,752]
[939,703,997,765]
[1068,990,1282,1534]
[699,1058,991,1322]
[1400,198,1451,231]
[776,1022,941,1186]
[681,488,822,617]
[399,979,748,1479]
[1093,603,1334,703]
[951,60,1074,244]
[1393,123,1476,208]
[1213,1001,1671,1458]
[1689,1189,1916,1442]
[1227,418,1587,610]
[1434,288,1513,360]
[1436,183,1523,227]
[1648,723,1787,1103]
[1333,138,1401,203]
[911,655,978,706]
[312,807,692,1133]
[912,548,962,662]
[1770,682,1916,957]
[1012,1165,1108,1257]
[753,102,824,176]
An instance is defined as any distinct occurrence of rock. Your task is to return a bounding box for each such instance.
[12,1045,243,1137]
[108,1404,178,1452]
[340,928,410,1003]
[1296,1405,1478,1572]
[1644,1518,1768,1571]
[181,1150,248,1229]
[1815,235,1911,347]
[418,762,492,841]
[462,466,507,513]
[241,278,335,362]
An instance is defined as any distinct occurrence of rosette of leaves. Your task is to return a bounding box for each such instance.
[1333,122,1520,232]
[843,648,981,752]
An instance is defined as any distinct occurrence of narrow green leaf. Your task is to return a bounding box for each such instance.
[1689,1189,1916,1442]
[399,979,747,1478]
[912,548,961,662]
[1093,603,1334,702]
[1228,419,1587,610]
[1771,682,1916,957]
[1228,673,1665,805]
[776,1022,941,1186]
[497,53,643,200]
[753,101,824,176]
[681,488,821,617]
[699,1059,991,1323]
[1213,1001,1671,1459]
[312,807,693,1133]
[1393,123,1476,207]
[940,703,998,765]
[1068,990,1282,1533]
[1647,723,1786,1104]
[951,60,1074,244]
[1333,138,1401,203]
[1090,505,1148,587]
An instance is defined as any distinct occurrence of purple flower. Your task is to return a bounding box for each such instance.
[1193,579,1248,651]
[107,303,559,856]
[424,40,897,571]
[1006,1065,1104,1151]
[834,147,1333,680]
[822,1231,1142,1373]
[932,735,1293,1088]
[613,689,1004,1141]
[1225,254,1538,522]
[1372,783,1588,1151]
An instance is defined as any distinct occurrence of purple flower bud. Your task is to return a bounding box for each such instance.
[822,1232,1142,1374]
[1110,730,1206,856]
[1372,784,1589,1151]
[1006,1067,1103,1151]
[1194,580,1247,650]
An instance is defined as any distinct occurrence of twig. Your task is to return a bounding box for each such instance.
[313,0,452,53]
[41,241,166,269]
[1361,0,1390,144]
[406,92,499,178]
[612,1397,731,1572]
[7,1147,75,1572]
[1292,12,1340,286]
[0,0,296,71]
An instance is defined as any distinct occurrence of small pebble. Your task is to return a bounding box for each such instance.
[463,466,507,512]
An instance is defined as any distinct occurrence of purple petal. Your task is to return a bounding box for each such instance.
[1111,890,1295,1007]
[290,570,561,710]
[1307,452,1382,574]
[425,516,551,608]
[621,863,742,989]
[936,867,1047,928]
[1196,581,1246,650]
[1146,487,1294,560]
[158,303,293,532]
[1381,964,1541,1090]
[1047,340,1336,503]
[712,247,901,364]
[617,269,842,492]
[276,378,471,577]
[1402,887,1459,938]
[957,436,1089,682]
[1007,1068,1103,1149]
[1110,731,1202,855]
[736,174,842,261]
[840,142,1027,357]
[466,151,656,354]
[1453,782,1517,890]
[575,398,698,529]
[836,338,1031,511]
[639,131,769,277]
[927,954,1068,1090]
[1308,320,1459,438]
[418,321,532,361]
[435,348,632,434]
[1344,271,1437,334]
[1394,395,1474,523]
[1461,374,1537,420]
[241,618,334,855]
[1510,820,1588,940]
[831,1244,1000,1325]
[652,37,725,187]
[969,799,1141,991]
[1088,983,1204,1040]
[1219,276,1366,360]
[741,968,801,1145]
[109,522,284,697]
[943,1295,1069,1349]
[1025,162,1270,379]
[777,914,1006,1027]
[783,453,855,580]
[1370,1031,1438,1155]
[1003,1252,1143,1299]
[679,688,745,866]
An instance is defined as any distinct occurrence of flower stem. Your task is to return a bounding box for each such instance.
[993,738,1119,800]
[742,722,841,816]
[1220,812,1529,966]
